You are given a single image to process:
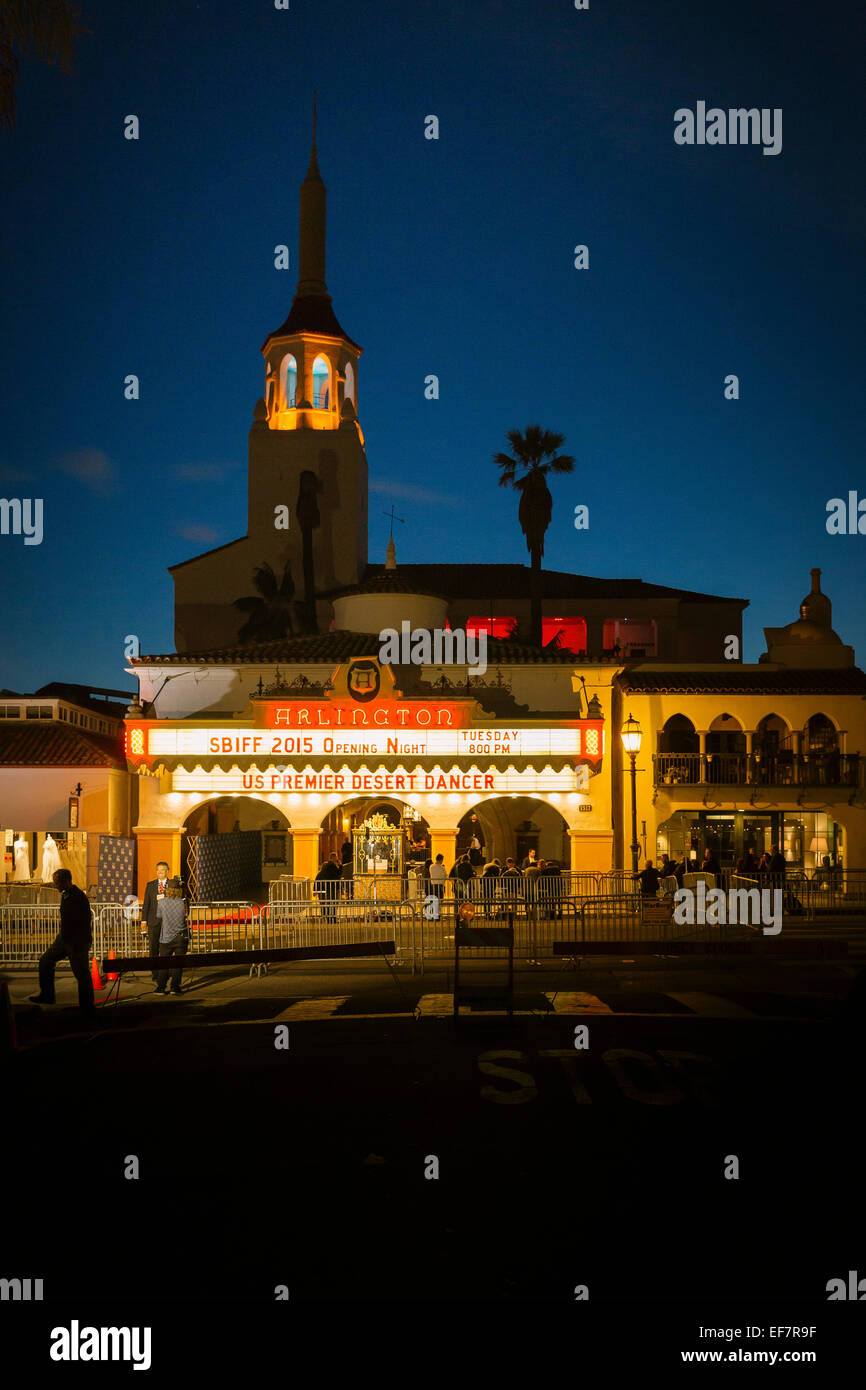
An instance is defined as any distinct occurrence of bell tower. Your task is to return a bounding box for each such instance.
[170,106,369,651]
[248,98,368,617]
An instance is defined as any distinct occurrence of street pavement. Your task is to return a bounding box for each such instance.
[2,957,864,1313]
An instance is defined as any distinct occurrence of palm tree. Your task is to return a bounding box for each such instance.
[1,1,88,132]
[233,562,299,644]
[494,425,575,647]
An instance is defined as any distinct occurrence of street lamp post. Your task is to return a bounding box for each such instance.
[621,714,642,876]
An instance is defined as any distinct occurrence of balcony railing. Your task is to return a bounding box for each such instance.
[654,752,863,789]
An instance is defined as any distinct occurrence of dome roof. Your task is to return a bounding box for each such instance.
[762,568,854,668]
[783,619,842,645]
[331,570,446,600]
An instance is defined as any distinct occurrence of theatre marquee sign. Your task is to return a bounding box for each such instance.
[125,660,604,796]
[168,766,590,795]
[140,725,601,760]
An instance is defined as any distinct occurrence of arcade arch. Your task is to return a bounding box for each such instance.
[182,796,291,900]
[319,797,431,871]
[457,796,570,868]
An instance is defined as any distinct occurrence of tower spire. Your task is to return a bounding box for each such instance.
[307,89,320,179]
[262,98,361,350]
[296,92,326,296]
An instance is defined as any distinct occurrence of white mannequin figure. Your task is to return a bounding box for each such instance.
[41,834,63,881]
[13,835,31,881]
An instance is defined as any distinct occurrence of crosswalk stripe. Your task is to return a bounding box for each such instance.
[666,991,756,1018]
[416,994,453,1016]
[546,991,614,1014]
[273,995,351,1020]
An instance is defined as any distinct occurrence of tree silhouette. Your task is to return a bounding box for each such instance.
[0,1,88,132]
[494,425,575,647]
[233,563,299,644]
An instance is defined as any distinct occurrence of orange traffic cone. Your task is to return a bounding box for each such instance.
[0,982,18,1060]
[91,955,105,991]
[106,949,118,982]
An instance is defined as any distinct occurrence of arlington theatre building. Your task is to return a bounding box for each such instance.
[123,136,866,899]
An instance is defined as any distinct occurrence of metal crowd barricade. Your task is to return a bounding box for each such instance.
[91,903,142,962]
[419,892,542,969]
[263,889,412,969]
[578,895,644,946]
[800,869,866,917]
[559,871,602,897]
[268,877,313,905]
[0,903,63,963]
[186,901,262,952]
[598,871,641,896]
[353,874,404,903]
[0,883,58,907]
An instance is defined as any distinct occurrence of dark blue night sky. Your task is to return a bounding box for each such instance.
[1,0,863,691]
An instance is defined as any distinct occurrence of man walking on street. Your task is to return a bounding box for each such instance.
[30,869,95,1015]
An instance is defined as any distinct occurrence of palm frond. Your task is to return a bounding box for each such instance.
[0,0,88,131]
[250,562,278,601]
[548,452,576,474]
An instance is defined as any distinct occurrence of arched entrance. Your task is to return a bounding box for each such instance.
[319,797,431,894]
[183,797,291,902]
[458,797,569,869]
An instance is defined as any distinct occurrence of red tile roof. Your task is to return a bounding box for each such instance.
[131,631,619,666]
[0,723,126,768]
[617,668,866,695]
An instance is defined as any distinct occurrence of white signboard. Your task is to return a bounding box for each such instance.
[169,764,591,795]
[146,726,594,759]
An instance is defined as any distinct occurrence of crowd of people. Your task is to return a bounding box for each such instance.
[636,845,790,896]
[313,843,567,918]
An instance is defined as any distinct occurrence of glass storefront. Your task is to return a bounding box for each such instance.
[656,810,844,871]
[782,811,844,872]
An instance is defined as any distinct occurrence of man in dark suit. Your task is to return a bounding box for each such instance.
[768,844,787,878]
[29,869,94,1014]
[141,861,171,982]
[315,854,342,923]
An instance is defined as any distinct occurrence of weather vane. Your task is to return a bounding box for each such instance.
[383,505,405,538]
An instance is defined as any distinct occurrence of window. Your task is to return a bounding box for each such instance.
[26,705,39,718]
[40,706,52,718]
[344,360,355,405]
[603,618,657,656]
[312,354,330,408]
[756,713,789,755]
[466,616,517,640]
[280,353,297,409]
[542,617,587,654]
[60,707,67,720]
[659,715,699,755]
[805,713,837,752]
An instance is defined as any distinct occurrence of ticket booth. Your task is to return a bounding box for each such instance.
[353,814,403,878]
